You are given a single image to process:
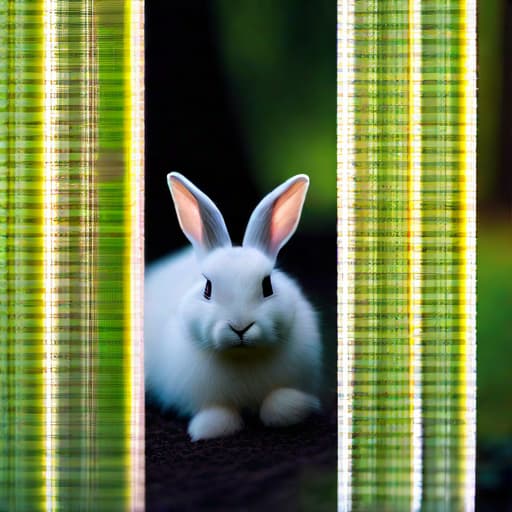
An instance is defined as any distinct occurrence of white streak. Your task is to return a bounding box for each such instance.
[408,1,423,510]
[43,1,58,509]
[462,0,477,509]
[125,0,145,509]
[337,1,355,510]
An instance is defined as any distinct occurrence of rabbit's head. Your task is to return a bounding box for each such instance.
[167,172,310,356]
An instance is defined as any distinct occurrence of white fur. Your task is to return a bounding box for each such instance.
[145,174,322,441]
[260,388,321,427]
[188,406,243,441]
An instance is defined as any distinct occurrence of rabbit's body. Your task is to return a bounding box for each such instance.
[145,173,322,440]
[145,247,321,418]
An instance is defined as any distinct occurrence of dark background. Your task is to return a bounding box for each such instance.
[476,0,512,509]
[145,2,261,261]
[145,2,336,265]
[145,0,512,510]
[145,1,337,510]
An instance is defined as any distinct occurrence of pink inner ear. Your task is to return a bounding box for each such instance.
[270,180,307,252]
[170,178,203,244]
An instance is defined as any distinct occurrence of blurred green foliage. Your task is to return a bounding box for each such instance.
[213,0,336,231]
[477,0,512,442]
[477,220,512,438]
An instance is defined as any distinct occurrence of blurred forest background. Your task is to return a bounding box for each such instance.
[145,2,337,508]
[476,0,512,507]
[145,0,337,406]
[145,0,511,507]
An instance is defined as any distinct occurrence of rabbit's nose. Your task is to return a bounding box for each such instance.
[229,322,255,340]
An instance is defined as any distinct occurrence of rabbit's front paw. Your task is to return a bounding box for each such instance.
[260,388,320,427]
[188,406,243,442]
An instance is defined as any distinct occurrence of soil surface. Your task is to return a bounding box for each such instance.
[145,402,337,512]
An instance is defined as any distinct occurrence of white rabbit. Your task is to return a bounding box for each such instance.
[144,173,322,441]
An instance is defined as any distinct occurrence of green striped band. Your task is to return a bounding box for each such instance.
[337,0,476,510]
[0,1,144,510]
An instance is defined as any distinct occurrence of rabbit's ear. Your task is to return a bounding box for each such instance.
[167,172,231,257]
[243,175,309,261]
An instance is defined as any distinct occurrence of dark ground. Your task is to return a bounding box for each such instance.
[146,403,512,512]
[145,403,337,512]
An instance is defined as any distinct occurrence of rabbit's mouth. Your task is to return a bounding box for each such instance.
[219,338,254,352]
[213,320,261,350]
[230,339,251,349]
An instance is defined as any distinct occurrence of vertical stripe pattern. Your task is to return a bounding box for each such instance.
[337,0,355,508]
[337,0,476,510]
[0,1,144,510]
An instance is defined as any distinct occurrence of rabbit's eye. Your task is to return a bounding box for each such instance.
[262,275,273,298]
[204,279,212,300]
